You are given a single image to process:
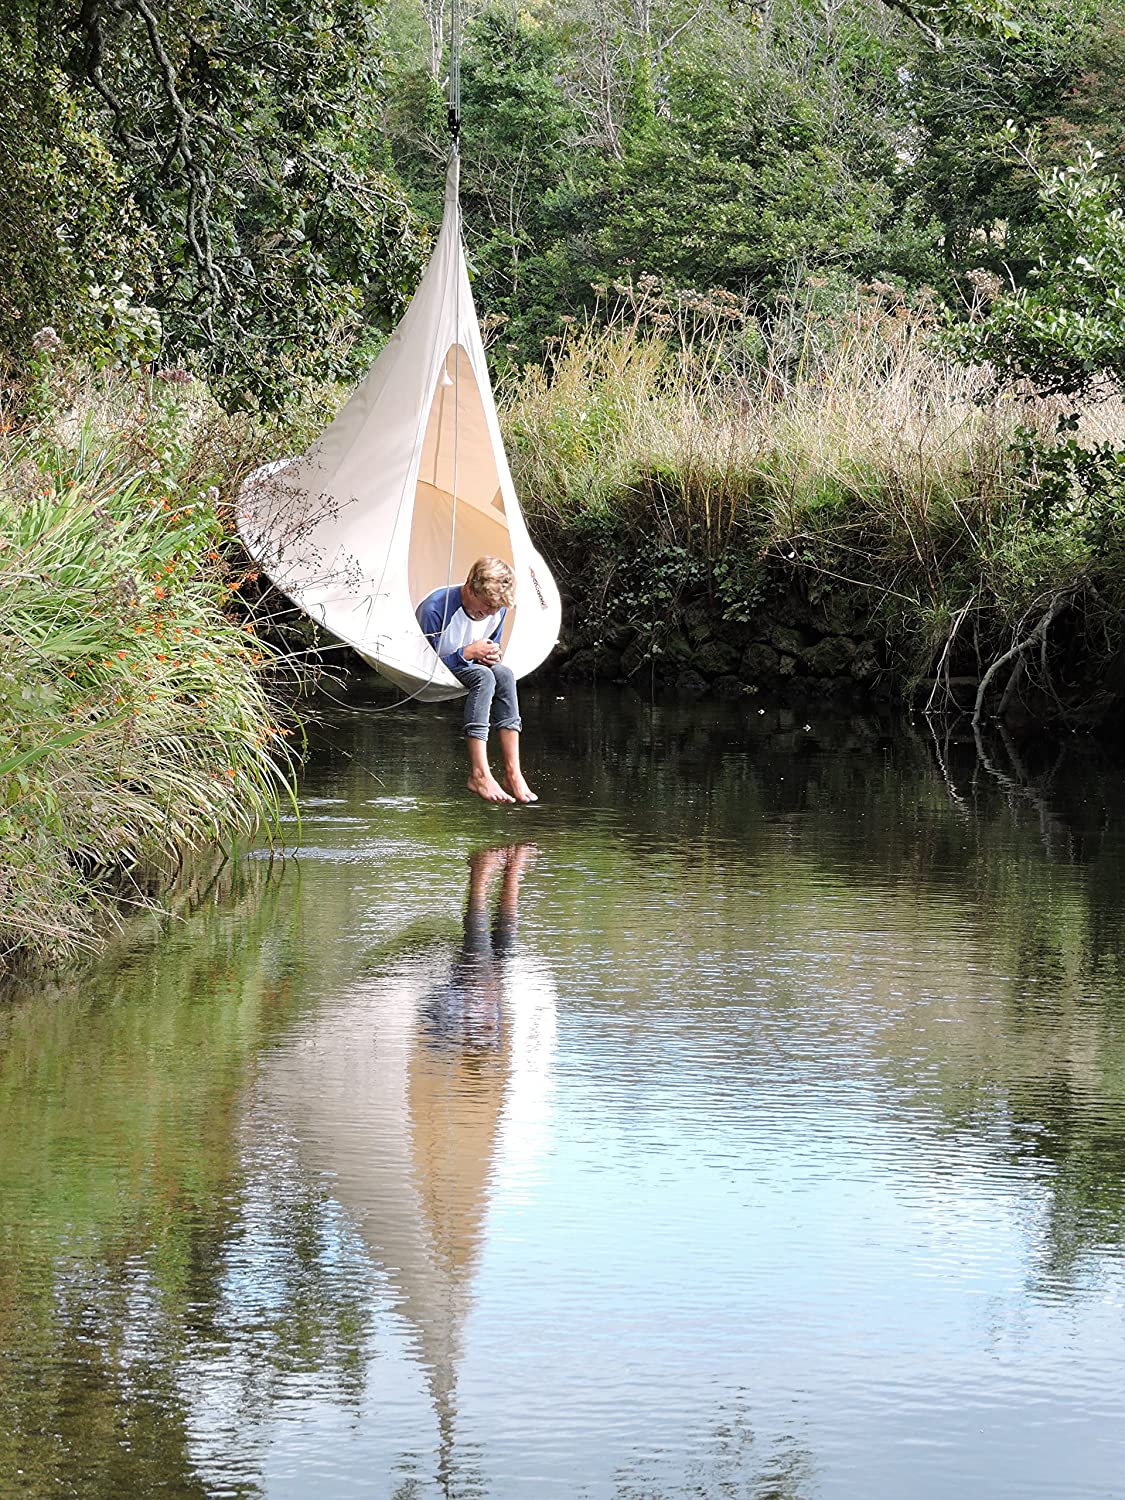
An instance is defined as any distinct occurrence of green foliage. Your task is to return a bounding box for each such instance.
[0,368,297,970]
[0,27,155,366]
[908,2,1114,291]
[1014,425,1125,580]
[4,0,429,408]
[6,0,1122,402]
[437,2,945,359]
[942,141,1125,397]
[886,0,1023,41]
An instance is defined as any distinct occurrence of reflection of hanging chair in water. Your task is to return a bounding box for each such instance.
[237,149,562,703]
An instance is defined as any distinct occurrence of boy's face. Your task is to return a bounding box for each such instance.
[461,583,496,620]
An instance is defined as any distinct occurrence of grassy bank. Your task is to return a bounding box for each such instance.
[503,286,1125,719]
[0,366,298,972]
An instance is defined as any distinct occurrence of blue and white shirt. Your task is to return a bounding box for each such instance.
[416,586,506,674]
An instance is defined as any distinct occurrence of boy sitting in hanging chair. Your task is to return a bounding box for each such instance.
[416,556,538,805]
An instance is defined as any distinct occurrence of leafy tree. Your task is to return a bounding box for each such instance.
[881,0,1021,48]
[5,0,430,407]
[0,24,153,365]
[904,1,1114,286]
[942,138,1125,397]
[445,2,941,358]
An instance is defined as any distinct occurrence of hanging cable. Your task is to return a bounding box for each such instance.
[448,0,461,141]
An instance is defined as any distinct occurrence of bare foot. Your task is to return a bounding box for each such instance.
[503,842,538,876]
[502,774,539,804]
[468,770,515,804]
[468,846,508,879]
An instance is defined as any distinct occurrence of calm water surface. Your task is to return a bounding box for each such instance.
[3,684,1125,1499]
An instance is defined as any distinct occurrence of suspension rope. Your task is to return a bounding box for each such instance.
[448,0,462,141]
[327,0,465,718]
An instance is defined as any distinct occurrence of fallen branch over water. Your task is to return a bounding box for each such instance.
[972,585,1079,728]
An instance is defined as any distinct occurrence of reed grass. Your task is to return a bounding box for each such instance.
[0,366,298,972]
[502,281,1125,678]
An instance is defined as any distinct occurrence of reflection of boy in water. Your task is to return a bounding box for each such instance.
[421,843,537,1051]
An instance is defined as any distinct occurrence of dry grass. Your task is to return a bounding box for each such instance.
[503,282,1125,608]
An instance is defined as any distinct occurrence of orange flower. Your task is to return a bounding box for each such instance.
[154,586,165,599]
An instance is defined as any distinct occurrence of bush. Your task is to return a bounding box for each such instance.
[0,366,298,970]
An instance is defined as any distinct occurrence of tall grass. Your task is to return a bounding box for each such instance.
[502,282,1125,675]
[0,366,298,971]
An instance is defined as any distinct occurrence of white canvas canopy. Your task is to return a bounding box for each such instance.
[237,149,561,702]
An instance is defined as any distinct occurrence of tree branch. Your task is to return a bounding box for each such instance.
[878,0,945,49]
[972,586,1077,727]
[129,0,224,305]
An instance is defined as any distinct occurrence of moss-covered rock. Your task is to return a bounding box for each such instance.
[674,668,710,699]
[766,624,805,659]
[740,642,780,681]
[693,639,741,677]
[805,636,858,676]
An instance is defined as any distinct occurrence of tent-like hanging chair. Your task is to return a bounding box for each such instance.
[237,149,561,702]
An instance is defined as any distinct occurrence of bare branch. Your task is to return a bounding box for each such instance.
[972,585,1077,727]
[129,0,225,305]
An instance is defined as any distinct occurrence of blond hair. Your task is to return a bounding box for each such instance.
[466,555,516,609]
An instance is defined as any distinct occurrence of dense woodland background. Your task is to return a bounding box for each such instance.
[3,0,1122,403]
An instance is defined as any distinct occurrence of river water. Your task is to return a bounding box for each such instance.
[3,683,1125,1499]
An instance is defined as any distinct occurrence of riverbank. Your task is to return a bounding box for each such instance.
[5,299,1123,975]
[0,366,298,974]
[505,291,1125,727]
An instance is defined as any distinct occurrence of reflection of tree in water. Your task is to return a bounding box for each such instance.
[1005,1073,1125,1286]
[0,861,371,1500]
[922,721,1125,1284]
[0,1258,222,1500]
[556,695,1125,1292]
[613,1391,817,1500]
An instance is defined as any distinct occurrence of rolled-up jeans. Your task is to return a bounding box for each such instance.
[454,662,522,740]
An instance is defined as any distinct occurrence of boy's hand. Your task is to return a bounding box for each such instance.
[464,640,500,664]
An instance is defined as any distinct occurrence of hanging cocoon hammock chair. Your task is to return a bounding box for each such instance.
[237,151,561,702]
